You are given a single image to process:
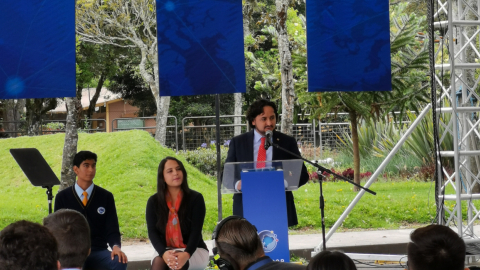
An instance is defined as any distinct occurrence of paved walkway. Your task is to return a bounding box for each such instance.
[122,225,480,269]
[122,227,418,269]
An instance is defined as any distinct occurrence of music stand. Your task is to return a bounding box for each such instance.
[10,148,60,214]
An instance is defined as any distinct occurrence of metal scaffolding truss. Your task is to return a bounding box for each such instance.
[433,0,480,246]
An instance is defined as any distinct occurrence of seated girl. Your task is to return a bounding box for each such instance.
[146,157,209,270]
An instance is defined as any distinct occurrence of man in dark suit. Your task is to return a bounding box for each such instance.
[225,99,309,227]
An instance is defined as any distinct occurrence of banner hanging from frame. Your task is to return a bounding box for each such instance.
[306,0,391,92]
[0,0,76,99]
[156,0,246,96]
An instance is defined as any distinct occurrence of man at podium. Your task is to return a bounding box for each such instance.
[225,99,309,226]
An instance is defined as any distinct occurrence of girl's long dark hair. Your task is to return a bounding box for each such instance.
[155,156,191,235]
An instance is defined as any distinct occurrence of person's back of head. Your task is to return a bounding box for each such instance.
[44,209,91,269]
[0,220,59,270]
[407,224,466,270]
[307,250,357,270]
[213,217,264,270]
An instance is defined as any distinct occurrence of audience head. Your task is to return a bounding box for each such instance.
[0,220,59,270]
[307,250,356,270]
[43,209,91,269]
[246,99,278,132]
[212,216,264,270]
[407,224,466,270]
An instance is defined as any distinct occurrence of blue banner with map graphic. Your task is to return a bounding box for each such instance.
[0,0,75,99]
[306,0,391,92]
[156,0,246,96]
[242,171,290,262]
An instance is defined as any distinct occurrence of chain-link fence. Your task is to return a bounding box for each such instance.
[181,115,247,151]
[0,119,108,138]
[3,112,414,161]
[111,116,178,152]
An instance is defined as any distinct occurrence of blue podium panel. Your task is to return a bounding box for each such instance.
[0,0,75,99]
[156,0,246,96]
[306,0,391,92]
[242,171,290,262]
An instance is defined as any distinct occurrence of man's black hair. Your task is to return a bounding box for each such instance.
[307,250,357,270]
[246,99,279,129]
[0,220,58,270]
[73,151,97,168]
[407,224,466,270]
[44,209,91,268]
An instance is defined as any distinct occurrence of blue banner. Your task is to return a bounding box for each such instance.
[156,0,246,96]
[242,171,290,262]
[306,0,391,92]
[0,0,75,99]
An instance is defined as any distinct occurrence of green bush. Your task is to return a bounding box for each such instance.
[42,122,65,131]
[181,145,228,176]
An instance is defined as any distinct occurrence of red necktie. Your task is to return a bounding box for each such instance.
[257,137,266,168]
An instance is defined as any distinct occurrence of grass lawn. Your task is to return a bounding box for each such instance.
[0,130,455,241]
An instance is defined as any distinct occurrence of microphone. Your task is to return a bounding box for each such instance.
[264,130,273,150]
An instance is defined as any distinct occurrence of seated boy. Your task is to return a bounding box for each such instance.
[54,151,128,270]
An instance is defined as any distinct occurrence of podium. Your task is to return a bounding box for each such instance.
[222,160,304,262]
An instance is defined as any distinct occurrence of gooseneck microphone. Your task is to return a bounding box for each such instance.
[264,130,273,150]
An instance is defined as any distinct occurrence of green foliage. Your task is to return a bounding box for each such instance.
[180,146,229,176]
[0,131,458,238]
[0,130,217,239]
[0,133,451,240]
[42,122,65,131]
[337,107,454,174]
[294,180,441,230]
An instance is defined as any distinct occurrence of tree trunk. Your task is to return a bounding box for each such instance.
[26,99,42,136]
[234,93,243,136]
[4,100,15,134]
[237,0,254,136]
[60,97,81,190]
[86,73,106,119]
[14,99,25,136]
[154,96,171,145]
[349,111,361,191]
[25,98,58,136]
[276,0,295,136]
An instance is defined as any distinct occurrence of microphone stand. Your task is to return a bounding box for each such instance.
[267,140,376,251]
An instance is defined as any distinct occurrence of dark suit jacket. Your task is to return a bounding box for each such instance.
[225,130,309,226]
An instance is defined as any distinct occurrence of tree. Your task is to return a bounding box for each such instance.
[76,43,123,119]
[60,38,84,190]
[275,0,295,135]
[60,94,82,190]
[1,99,25,137]
[76,0,170,145]
[297,3,430,190]
[25,98,58,135]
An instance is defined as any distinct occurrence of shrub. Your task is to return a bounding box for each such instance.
[42,122,65,134]
[309,168,372,182]
[181,145,228,176]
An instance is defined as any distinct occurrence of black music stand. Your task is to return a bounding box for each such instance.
[10,148,60,214]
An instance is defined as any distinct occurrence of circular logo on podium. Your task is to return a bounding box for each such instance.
[258,230,278,253]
